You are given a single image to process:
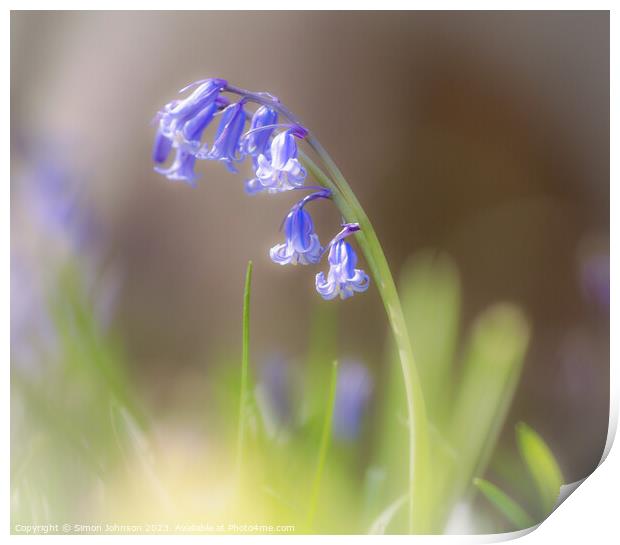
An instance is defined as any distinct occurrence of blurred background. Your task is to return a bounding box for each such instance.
[11,11,609,534]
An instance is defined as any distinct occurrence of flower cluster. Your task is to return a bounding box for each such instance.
[152,78,369,300]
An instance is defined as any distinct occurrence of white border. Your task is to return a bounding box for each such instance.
[4,4,615,544]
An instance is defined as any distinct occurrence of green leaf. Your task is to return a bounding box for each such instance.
[446,304,530,525]
[474,478,535,530]
[516,422,564,516]
[400,251,461,428]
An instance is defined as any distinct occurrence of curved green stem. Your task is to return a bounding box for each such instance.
[300,147,431,534]
[225,85,430,532]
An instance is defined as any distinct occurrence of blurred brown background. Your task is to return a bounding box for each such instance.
[11,11,609,484]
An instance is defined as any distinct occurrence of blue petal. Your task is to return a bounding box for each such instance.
[152,129,172,164]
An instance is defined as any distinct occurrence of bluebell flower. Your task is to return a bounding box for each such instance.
[270,204,322,265]
[202,102,247,172]
[315,238,370,300]
[154,148,197,185]
[242,105,278,161]
[246,129,306,194]
[153,78,226,171]
[166,78,227,121]
[179,101,219,149]
[152,78,372,302]
[153,101,219,180]
[13,140,120,370]
[20,148,99,250]
[333,361,373,440]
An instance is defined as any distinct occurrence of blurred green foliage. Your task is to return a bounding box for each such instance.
[373,251,530,533]
[474,422,564,530]
[12,260,145,525]
[516,422,564,516]
[473,478,534,529]
[12,250,547,535]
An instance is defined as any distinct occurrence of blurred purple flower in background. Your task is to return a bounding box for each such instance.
[10,255,56,370]
[333,360,373,440]
[18,149,98,251]
[579,251,609,312]
[255,357,294,438]
[12,139,121,368]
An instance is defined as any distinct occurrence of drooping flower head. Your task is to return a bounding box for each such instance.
[316,225,370,300]
[151,79,370,302]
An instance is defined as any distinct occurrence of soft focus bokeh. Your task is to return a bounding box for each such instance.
[11,11,609,534]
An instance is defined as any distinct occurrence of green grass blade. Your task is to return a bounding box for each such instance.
[399,251,461,428]
[516,422,564,516]
[474,478,535,530]
[446,304,530,526]
[306,360,339,531]
[235,260,253,480]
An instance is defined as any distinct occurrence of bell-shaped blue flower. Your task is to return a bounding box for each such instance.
[204,102,247,172]
[154,149,197,186]
[246,129,306,194]
[153,92,220,170]
[315,239,369,300]
[242,105,278,161]
[166,78,227,121]
[270,205,322,266]
[180,101,218,149]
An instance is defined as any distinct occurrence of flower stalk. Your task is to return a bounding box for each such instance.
[152,80,431,532]
[299,148,431,534]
